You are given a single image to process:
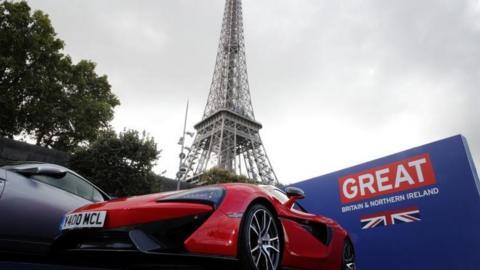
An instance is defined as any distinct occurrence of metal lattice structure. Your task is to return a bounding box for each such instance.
[181,0,278,185]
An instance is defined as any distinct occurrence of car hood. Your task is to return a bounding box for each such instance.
[73,190,183,212]
[69,190,214,229]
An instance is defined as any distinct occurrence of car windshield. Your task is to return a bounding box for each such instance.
[4,163,105,202]
[268,188,290,204]
[31,172,104,202]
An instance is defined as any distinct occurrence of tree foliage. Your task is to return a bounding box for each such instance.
[199,168,256,185]
[70,129,161,197]
[0,1,119,151]
[1,2,163,196]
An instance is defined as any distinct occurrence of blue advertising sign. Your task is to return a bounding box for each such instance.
[293,135,480,270]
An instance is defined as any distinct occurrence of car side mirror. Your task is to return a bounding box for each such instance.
[284,187,305,209]
[285,187,305,199]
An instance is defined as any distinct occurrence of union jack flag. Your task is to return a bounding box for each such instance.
[360,207,421,230]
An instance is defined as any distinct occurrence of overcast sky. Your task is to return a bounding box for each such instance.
[26,0,480,184]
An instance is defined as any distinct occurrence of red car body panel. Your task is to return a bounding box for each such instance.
[280,218,344,269]
[184,184,272,257]
[75,196,213,229]
[184,209,240,257]
[62,184,350,270]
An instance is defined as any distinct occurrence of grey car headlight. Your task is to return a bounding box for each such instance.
[0,179,5,198]
[158,187,225,208]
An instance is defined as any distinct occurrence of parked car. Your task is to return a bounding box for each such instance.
[53,184,354,270]
[0,162,109,256]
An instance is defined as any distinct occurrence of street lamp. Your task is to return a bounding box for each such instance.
[176,100,193,190]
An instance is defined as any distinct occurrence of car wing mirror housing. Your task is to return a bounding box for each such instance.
[286,186,305,199]
[284,186,305,208]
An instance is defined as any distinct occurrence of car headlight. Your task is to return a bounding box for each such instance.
[158,187,225,208]
[0,179,5,198]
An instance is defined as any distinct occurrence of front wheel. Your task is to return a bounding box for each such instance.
[341,239,356,270]
[238,204,283,270]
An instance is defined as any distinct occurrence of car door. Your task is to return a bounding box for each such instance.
[0,170,94,255]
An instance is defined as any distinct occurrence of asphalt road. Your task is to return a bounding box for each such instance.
[0,252,237,270]
[0,259,233,270]
[0,262,112,270]
[0,262,218,270]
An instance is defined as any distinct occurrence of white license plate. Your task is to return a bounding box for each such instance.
[61,211,106,230]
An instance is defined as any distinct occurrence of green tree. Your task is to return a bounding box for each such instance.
[0,1,119,151]
[70,129,161,197]
[199,168,256,185]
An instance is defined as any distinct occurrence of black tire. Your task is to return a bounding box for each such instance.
[341,239,356,270]
[238,204,283,270]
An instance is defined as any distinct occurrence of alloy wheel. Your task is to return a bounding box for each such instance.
[343,240,356,270]
[247,208,281,270]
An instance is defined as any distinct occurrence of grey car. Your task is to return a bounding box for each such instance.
[0,162,109,256]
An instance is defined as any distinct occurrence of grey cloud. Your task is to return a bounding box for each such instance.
[26,0,480,182]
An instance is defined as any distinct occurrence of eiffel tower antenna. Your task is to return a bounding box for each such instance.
[181,0,278,185]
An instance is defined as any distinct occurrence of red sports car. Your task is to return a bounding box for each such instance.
[53,184,355,270]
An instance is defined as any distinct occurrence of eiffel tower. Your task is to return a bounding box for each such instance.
[181,0,278,185]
